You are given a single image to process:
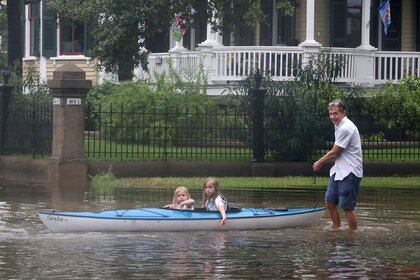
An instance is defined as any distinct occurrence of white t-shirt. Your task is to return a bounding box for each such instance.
[330,116,363,180]
[205,195,228,211]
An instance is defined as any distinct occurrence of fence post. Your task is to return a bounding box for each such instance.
[0,70,13,154]
[47,63,92,188]
[250,70,266,162]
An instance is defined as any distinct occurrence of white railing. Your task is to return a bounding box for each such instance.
[136,52,201,80]
[212,46,303,81]
[135,47,420,87]
[375,51,420,83]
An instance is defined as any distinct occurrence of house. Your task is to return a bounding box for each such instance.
[21,0,420,92]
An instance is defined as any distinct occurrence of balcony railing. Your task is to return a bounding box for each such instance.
[135,46,420,86]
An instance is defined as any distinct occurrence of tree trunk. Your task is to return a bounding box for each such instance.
[7,0,22,76]
[254,23,260,46]
[117,56,134,81]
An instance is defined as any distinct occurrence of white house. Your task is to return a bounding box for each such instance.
[21,0,420,93]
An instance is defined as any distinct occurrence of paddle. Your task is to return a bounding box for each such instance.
[313,172,318,208]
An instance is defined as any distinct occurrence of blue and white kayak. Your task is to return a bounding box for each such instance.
[39,207,325,233]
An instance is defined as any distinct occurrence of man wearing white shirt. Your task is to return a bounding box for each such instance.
[313,99,363,230]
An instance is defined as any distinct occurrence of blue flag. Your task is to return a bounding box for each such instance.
[378,0,391,35]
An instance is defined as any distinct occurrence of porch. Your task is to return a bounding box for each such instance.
[135,46,420,88]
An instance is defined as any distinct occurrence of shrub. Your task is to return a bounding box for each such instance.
[235,49,361,162]
[363,76,420,141]
[86,62,218,143]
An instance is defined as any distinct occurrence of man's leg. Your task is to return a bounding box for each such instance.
[326,200,341,229]
[339,173,360,231]
[344,210,357,230]
[325,175,340,229]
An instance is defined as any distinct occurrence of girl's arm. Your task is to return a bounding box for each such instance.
[179,199,195,207]
[218,206,228,227]
[163,204,173,209]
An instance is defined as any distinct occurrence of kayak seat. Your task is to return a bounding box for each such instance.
[267,207,288,211]
[179,207,241,212]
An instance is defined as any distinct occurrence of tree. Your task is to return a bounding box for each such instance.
[1,0,22,77]
[44,0,189,81]
[43,0,293,81]
[0,1,7,74]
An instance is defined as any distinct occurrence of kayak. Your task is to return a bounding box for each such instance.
[39,207,325,233]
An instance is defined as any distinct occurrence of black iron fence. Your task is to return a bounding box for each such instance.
[85,104,252,161]
[0,96,418,162]
[84,102,419,162]
[2,100,52,157]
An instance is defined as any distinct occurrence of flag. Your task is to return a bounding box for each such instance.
[378,0,391,35]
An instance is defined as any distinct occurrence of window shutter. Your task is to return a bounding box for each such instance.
[84,23,95,57]
[42,7,57,58]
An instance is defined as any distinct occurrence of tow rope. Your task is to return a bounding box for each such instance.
[313,172,318,208]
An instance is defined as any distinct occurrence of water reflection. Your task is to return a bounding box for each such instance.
[0,184,420,279]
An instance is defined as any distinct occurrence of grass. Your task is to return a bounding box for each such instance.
[90,175,420,191]
[85,138,419,162]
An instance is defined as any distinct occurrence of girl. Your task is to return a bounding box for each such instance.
[202,177,228,227]
[164,186,195,210]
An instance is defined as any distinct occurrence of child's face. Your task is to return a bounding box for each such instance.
[176,190,188,203]
[204,180,216,197]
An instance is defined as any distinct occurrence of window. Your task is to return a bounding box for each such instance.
[276,1,296,46]
[331,0,362,48]
[28,3,40,56]
[60,20,85,55]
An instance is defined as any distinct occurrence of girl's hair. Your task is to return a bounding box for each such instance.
[202,177,220,204]
[172,186,191,208]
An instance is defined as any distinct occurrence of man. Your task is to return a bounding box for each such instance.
[313,99,363,230]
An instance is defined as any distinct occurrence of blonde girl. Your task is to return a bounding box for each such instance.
[164,186,195,210]
[202,177,228,227]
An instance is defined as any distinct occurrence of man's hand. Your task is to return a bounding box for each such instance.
[313,161,322,172]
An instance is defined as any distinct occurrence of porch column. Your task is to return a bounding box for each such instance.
[198,22,222,48]
[358,0,376,50]
[299,0,321,47]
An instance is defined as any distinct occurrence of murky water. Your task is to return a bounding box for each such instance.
[1,184,420,279]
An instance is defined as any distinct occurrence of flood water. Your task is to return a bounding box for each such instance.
[1,184,420,279]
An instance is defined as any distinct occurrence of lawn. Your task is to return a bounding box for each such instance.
[85,138,419,162]
[91,174,420,191]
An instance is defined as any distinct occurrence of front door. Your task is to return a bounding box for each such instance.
[370,0,402,51]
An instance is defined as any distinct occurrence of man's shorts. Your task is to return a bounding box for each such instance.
[325,173,361,211]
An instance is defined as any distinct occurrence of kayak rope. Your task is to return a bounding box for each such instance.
[114,209,129,217]
[313,173,318,208]
[250,208,259,216]
[141,209,170,217]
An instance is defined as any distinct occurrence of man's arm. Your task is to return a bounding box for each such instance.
[313,144,343,171]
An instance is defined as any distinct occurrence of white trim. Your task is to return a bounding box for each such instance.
[50,55,92,66]
[22,56,38,61]
[24,5,30,58]
[40,0,43,57]
[56,17,60,57]
[39,57,47,82]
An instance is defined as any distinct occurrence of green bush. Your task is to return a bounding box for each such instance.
[10,62,51,104]
[235,49,361,162]
[87,63,219,143]
[363,76,420,141]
